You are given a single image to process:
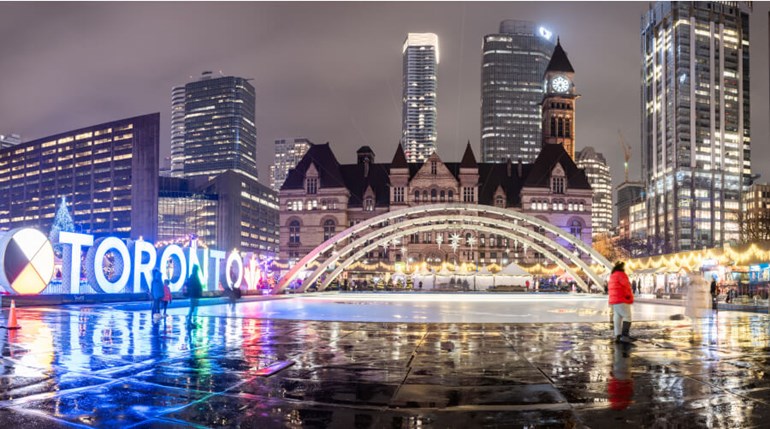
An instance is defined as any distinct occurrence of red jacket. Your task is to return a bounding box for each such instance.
[608,270,633,305]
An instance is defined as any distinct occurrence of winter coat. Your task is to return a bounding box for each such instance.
[186,274,203,298]
[608,270,633,305]
[151,277,164,300]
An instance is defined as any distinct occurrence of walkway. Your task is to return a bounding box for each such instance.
[0,302,769,427]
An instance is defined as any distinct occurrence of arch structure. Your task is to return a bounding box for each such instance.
[276,203,612,294]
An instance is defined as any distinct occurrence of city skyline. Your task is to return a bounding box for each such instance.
[0,2,768,192]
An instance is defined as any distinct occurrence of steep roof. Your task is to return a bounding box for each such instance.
[281,143,345,190]
[460,141,478,168]
[340,163,390,207]
[391,143,408,169]
[545,38,575,74]
[524,144,591,189]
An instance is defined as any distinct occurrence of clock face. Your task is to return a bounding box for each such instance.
[552,76,570,93]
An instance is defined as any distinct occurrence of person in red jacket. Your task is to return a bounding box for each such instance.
[609,261,636,343]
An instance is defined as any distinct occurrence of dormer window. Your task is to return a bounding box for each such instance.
[495,195,505,207]
[306,177,318,194]
[551,176,565,194]
[365,196,374,211]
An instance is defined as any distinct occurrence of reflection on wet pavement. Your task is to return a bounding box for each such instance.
[1,300,770,428]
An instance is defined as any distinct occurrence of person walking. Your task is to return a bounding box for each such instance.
[185,265,203,329]
[609,261,636,344]
[710,277,718,311]
[150,269,164,322]
[161,279,172,317]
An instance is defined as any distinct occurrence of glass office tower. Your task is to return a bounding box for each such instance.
[576,147,612,236]
[481,20,555,163]
[181,72,259,182]
[641,1,751,253]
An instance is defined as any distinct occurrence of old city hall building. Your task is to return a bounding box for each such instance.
[278,141,593,270]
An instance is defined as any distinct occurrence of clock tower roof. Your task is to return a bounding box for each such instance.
[545,38,574,74]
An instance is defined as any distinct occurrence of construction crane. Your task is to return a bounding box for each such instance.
[618,130,631,183]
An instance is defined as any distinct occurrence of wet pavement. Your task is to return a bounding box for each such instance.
[1,297,770,428]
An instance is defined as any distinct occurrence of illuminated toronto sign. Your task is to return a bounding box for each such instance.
[0,228,249,295]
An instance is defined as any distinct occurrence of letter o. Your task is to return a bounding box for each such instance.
[226,252,243,290]
[159,245,187,292]
[90,237,131,294]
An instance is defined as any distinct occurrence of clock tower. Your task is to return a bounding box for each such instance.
[541,38,579,159]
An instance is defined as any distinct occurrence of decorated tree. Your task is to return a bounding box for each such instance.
[49,196,75,257]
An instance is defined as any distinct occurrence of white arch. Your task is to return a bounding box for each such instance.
[303,214,596,291]
[317,223,591,292]
[309,216,598,291]
[277,205,610,293]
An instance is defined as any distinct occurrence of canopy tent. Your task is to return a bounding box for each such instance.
[499,263,531,277]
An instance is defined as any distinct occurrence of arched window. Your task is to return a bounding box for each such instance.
[431,189,437,202]
[448,190,454,201]
[440,190,446,202]
[422,191,428,202]
[550,117,556,137]
[414,190,420,201]
[570,220,582,238]
[306,177,318,194]
[551,176,565,194]
[323,219,336,241]
[289,220,300,244]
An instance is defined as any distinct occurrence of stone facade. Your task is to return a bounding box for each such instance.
[279,142,593,269]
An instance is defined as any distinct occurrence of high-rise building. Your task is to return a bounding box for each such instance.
[576,147,612,236]
[402,33,438,163]
[0,133,22,150]
[641,2,751,253]
[481,20,555,163]
[169,85,185,177]
[270,138,312,192]
[616,181,645,241]
[541,39,578,160]
[180,71,258,182]
[0,114,159,240]
[741,182,770,242]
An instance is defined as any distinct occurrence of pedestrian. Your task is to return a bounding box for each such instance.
[608,261,636,344]
[150,268,164,322]
[418,281,423,290]
[161,279,172,317]
[710,277,718,310]
[185,265,203,329]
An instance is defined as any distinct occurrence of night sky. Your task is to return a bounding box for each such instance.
[1,2,768,191]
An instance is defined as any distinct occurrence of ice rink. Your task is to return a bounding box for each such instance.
[194,293,691,324]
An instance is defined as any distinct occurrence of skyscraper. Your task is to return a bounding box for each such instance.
[180,71,258,182]
[641,1,751,253]
[402,33,438,163]
[616,181,645,242]
[270,138,312,192]
[576,147,612,236]
[481,20,555,163]
[169,85,185,177]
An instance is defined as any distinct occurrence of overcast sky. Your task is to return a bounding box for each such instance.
[0,1,768,191]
